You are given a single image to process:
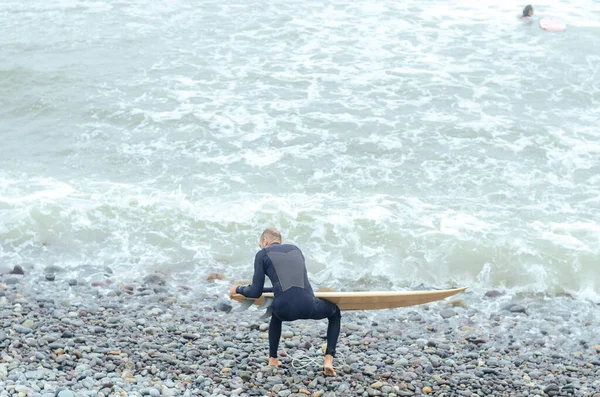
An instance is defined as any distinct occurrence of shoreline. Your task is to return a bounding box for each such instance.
[1,272,599,397]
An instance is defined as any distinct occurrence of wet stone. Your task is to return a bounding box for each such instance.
[11,265,25,275]
[143,274,166,285]
[14,325,32,334]
[440,309,456,319]
[215,300,232,313]
[509,305,527,314]
[25,370,44,379]
[485,290,503,298]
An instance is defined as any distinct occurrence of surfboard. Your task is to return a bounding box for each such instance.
[540,18,566,32]
[231,286,468,311]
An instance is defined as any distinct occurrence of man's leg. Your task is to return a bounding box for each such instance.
[325,304,341,357]
[311,299,341,376]
[268,314,282,366]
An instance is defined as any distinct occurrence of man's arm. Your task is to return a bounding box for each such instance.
[236,251,267,298]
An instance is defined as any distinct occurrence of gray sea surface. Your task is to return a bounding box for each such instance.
[1,0,599,300]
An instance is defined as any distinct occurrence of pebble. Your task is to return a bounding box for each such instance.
[215,300,232,313]
[14,325,32,334]
[62,331,74,338]
[440,309,456,319]
[509,305,527,314]
[22,319,35,328]
[11,265,25,275]
[143,274,165,285]
[371,381,383,389]
[148,388,160,397]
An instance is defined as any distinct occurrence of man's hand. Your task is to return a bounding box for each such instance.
[229,285,238,298]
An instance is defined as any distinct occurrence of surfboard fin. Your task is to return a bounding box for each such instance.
[259,297,273,309]
[234,299,255,312]
[260,306,273,319]
[259,297,273,318]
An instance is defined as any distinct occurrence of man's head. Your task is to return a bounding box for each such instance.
[523,4,534,17]
[260,228,282,249]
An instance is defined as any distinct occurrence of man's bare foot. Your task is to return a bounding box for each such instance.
[323,354,336,376]
[268,357,282,367]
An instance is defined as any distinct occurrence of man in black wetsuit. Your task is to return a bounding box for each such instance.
[229,228,341,376]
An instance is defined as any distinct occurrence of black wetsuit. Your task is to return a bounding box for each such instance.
[236,243,341,358]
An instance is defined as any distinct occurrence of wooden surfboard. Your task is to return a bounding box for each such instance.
[231,286,468,311]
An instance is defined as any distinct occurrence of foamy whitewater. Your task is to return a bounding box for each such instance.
[1,0,599,301]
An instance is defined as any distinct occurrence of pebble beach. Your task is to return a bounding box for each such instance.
[1,267,599,397]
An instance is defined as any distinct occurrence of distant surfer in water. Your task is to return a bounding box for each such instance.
[521,4,534,19]
[230,228,341,376]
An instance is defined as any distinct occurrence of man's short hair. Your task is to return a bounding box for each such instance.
[261,228,282,242]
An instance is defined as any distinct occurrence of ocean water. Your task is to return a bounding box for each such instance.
[1,0,599,301]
